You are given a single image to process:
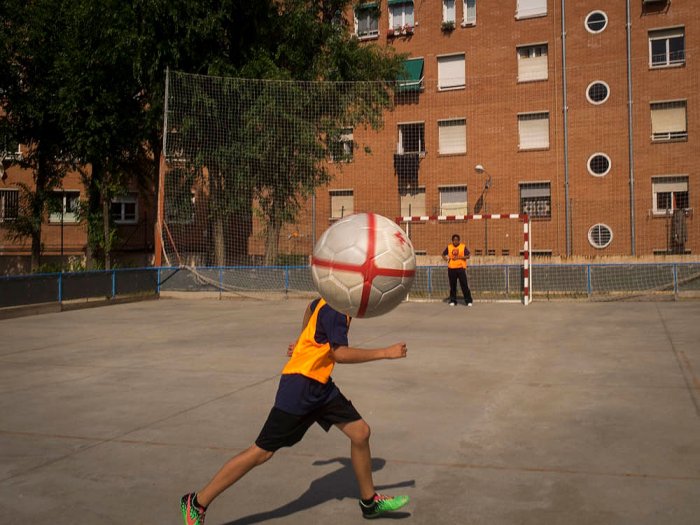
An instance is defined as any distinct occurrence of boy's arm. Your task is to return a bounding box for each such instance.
[332,342,407,364]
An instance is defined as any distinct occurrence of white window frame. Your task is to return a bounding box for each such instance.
[443,0,456,24]
[585,11,608,34]
[49,190,80,223]
[649,27,685,68]
[587,153,612,177]
[397,121,426,155]
[330,128,354,162]
[0,188,20,222]
[517,43,548,82]
[400,186,426,217]
[652,176,689,215]
[517,112,550,150]
[439,185,468,215]
[437,53,466,91]
[519,182,551,219]
[516,0,547,20]
[111,193,139,225]
[462,0,476,26]
[389,1,414,31]
[586,81,610,105]
[330,189,354,219]
[354,4,380,39]
[588,224,613,249]
[438,118,467,155]
[650,100,687,142]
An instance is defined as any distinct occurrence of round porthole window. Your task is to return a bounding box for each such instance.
[586,81,610,105]
[588,224,613,249]
[588,153,611,177]
[585,11,608,33]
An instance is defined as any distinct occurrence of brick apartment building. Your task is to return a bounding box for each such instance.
[2,0,698,272]
[303,0,698,260]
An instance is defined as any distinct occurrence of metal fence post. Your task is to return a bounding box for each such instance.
[111,270,116,298]
[427,266,432,300]
[673,263,679,298]
[58,273,63,303]
[587,264,592,298]
[285,266,290,294]
[157,268,161,294]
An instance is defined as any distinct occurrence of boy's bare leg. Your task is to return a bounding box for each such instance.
[196,444,274,507]
[337,419,375,500]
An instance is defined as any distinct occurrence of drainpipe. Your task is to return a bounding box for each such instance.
[626,0,637,255]
[561,0,571,256]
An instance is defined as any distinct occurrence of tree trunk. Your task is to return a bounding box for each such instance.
[213,216,225,267]
[102,198,111,270]
[264,221,281,266]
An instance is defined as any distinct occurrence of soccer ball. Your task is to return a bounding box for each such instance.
[311,213,416,318]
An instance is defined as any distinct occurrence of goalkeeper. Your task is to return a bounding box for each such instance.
[443,233,474,306]
[180,297,410,524]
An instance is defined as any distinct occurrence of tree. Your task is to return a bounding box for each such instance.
[170,0,405,265]
[56,0,151,270]
[0,0,74,271]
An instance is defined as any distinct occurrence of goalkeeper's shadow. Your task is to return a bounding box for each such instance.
[217,456,414,524]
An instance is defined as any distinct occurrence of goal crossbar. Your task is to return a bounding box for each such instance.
[396,213,532,305]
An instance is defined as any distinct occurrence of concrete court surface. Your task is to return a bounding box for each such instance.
[0,297,699,525]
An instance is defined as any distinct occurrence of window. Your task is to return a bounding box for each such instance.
[520,182,551,219]
[585,11,608,33]
[330,189,354,219]
[1,141,21,160]
[330,128,354,162]
[0,189,19,222]
[649,27,685,67]
[438,53,466,91]
[516,0,547,19]
[397,58,424,93]
[398,122,425,154]
[651,100,687,141]
[111,193,138,224]
[586,81,610,104]
[463,0,476,25]
[652,176,689,215]
[355,3,379,39]
[48,191,80,223]
[438,119,466,155]
[518,112,549,150]
[388,0,414,31]
[165,186,195,225]
[587,153,611,177]
[588,224,613,249]
[439,186,468,215]
[400,187,426,216]
[443,0,456,23]
[517,44,548,82]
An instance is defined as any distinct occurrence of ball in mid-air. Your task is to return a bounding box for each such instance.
[311,213,416,318]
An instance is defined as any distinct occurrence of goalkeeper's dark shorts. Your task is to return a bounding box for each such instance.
[255,391,362,452]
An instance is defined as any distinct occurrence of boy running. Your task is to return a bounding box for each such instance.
[180,297,410,524]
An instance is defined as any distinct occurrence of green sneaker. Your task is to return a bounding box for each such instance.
[180,492,206,525]
[360,493,410,519]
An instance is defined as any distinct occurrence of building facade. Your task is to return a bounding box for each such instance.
[310,0,698,259]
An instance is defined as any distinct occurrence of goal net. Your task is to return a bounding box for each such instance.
[157,67,700,301]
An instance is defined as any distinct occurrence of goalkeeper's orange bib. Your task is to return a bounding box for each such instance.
[282,299,347,384]
[447,243,468,269]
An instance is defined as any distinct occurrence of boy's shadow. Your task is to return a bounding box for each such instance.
[219,457,414,524]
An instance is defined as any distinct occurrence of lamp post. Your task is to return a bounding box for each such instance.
[475,164,492,255]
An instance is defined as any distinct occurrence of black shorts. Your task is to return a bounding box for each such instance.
[255,391,362,452]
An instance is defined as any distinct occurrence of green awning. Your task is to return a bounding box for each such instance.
[388,0,413,5]
[356,1,378,10]
[397,58,424,93]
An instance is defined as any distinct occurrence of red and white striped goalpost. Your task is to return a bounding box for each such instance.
[396,213,532,305]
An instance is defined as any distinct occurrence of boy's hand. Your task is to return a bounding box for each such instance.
[287,343,295,357]
[385,342,408,359]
